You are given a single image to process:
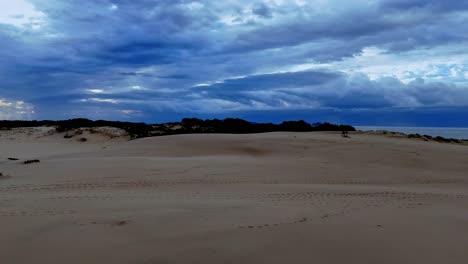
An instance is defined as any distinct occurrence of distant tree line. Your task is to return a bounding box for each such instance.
[178,118,355,134]
[0,118,356,139]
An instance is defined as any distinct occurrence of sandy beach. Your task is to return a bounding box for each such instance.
[1,127,468,264]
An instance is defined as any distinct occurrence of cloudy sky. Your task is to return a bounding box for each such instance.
[0,0,467,126]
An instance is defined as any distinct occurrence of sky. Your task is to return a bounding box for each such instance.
[0,0,467,126]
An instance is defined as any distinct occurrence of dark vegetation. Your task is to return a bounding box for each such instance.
[0,118,150,137]
[176,118,355,134]
[407,133,462,143]
[0,118,355,139]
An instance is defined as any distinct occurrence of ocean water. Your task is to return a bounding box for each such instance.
[355,126,468,139]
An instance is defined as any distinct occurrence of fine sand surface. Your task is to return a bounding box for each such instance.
[1,128,468,264]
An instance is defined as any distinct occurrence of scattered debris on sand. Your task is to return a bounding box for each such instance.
[341,131,350,138]
[112,220,129,227]
[23,159,40,165]
[360,130,467,145]
[407,133,462,144]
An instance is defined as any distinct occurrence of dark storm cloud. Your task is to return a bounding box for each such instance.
[252,3,273,18]
[0,0,467,123]
[198,71,342,93]
[194,70,468,110]
[381,0,468,11]
[225,1,468,56]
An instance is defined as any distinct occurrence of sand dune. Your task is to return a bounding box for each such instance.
[1,129,468,263]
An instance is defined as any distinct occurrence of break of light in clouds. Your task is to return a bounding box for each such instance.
[0,0,467,125]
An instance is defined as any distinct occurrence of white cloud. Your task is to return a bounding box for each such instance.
[86,89,105,94]
[0,0,45,29]
[271,44,468,85]
[119,109,142,116]
[181,2,204,10]
[109,4,118,11]
[0,99,13,107]
[81,98,119,104]
[334,45,468,84]
[0,98,34,119]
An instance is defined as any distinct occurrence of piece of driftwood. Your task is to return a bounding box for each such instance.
[24,159,40,165]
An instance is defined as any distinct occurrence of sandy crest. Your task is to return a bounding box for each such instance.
[1,130,468,264]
